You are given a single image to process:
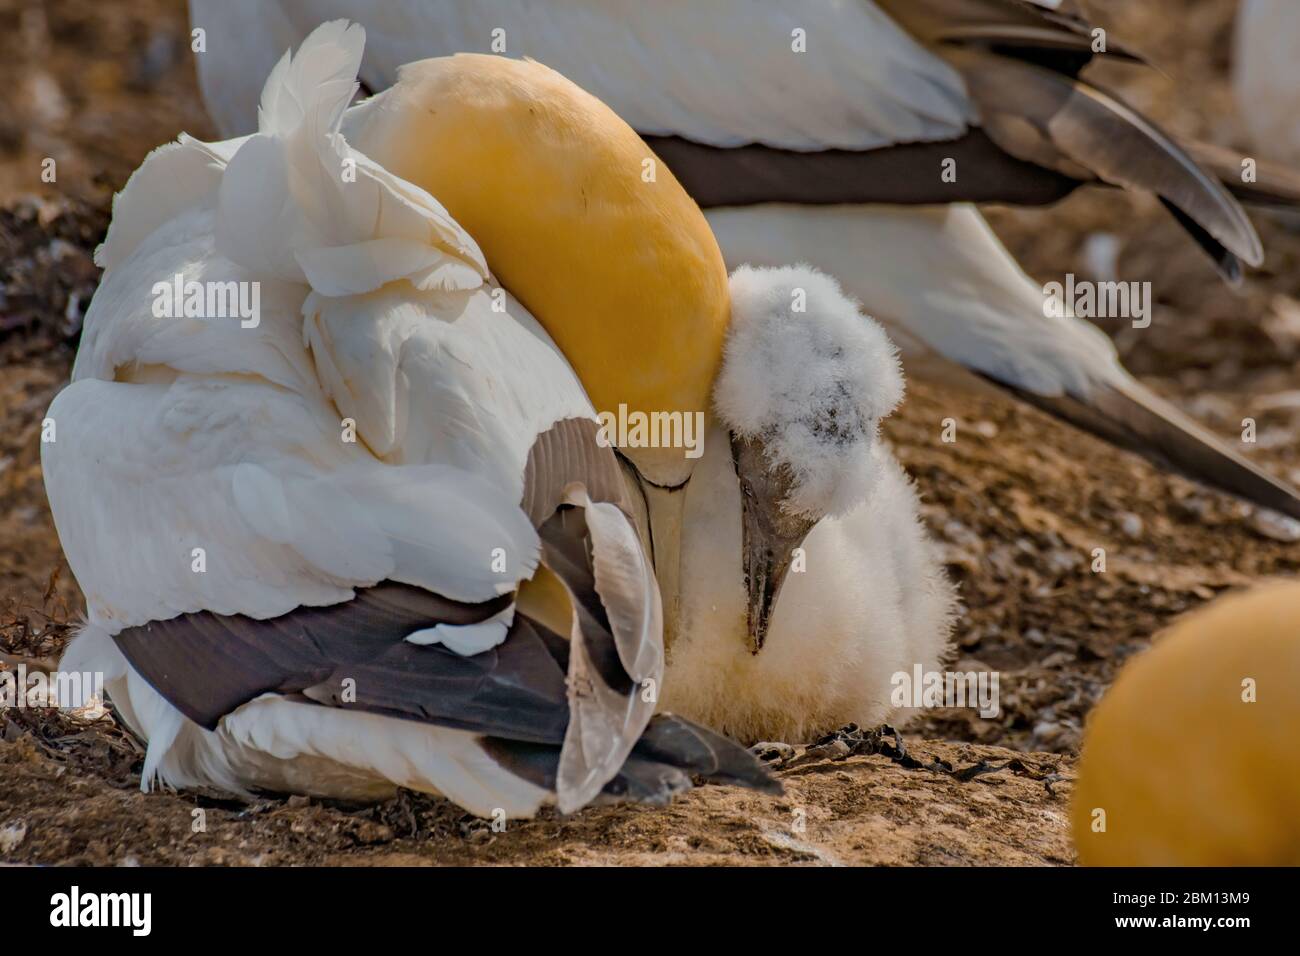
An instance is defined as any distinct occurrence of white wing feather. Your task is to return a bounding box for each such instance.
[190,0,975,149]
[707,203,1125,399]
[52,19,591,633]
[94,135,231,272]
[188,0,303,139]
[43,375,539,631]
[180,0,1139,415]
[76,208,318,393]
[214,22,486,290]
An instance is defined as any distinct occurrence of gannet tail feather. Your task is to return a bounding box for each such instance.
[1007,375,1300,522]
[1188,140,1300,212]
[874,0,1262,280]
[483,714,783,806]
[951,51,1262,282]
[627,714,784,794]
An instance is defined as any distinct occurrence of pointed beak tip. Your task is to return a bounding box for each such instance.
[744,584,777,655]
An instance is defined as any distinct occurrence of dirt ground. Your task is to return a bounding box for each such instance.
[1,0,1297,866]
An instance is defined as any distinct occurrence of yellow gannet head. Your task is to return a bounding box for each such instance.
[1072,581,1300,865]
[345,54,730,488]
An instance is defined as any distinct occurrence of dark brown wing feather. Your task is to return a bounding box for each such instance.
[114,584,568,738]
[112,416,776,805]
[630,714,784,794]
[632,1,1254,285]
[520,416,632,523]
[645,131,1080,208]
[950,49,1263,276]
[481,713,781,805]
[1187,140,1300,212]
[111,419,626,746]
[875,0,1146,73]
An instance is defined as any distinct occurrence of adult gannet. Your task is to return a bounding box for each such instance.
[337,50,958,743]
[1072,582,1300,866]
[187,0,1300,522]
[45,22,780,816]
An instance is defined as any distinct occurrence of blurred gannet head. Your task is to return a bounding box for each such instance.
[713,265,905,652]
[344,54,731,487]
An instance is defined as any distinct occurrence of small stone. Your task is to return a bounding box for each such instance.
[1118,512,1144,539]
[1032,721,1064,747]
[0,821,28,853]
[1249,509,1300,543]
[1040,651,1075,670]
[749,741,795,765]
[787,737,852,769]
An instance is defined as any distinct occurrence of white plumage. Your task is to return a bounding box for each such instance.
[191,0,974,153]
[708,204,1125,402]
[1235,0,1300,165]
[49,17,965,810]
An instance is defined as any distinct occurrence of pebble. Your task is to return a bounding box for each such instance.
[1032,721,1065,747]
[0,821,27,853]
[749,741,795,765]
[1040,651,1075,670]
[1249,509,1300,543]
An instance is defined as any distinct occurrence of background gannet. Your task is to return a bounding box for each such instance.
[46,21,774,817]
[1072,582,1300,866]
[186,0,1300,523]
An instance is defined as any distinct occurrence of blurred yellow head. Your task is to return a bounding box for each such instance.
[347,54,730,487]
[1072,581,1300,865]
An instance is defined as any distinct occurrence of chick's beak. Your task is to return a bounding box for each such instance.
[731,434,818,654]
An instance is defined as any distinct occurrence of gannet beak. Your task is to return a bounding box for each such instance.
[731,433,817,654]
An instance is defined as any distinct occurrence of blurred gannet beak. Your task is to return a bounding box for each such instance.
[731,433,817,654]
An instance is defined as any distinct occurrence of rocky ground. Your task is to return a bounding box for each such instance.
[1,0,1296,865]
